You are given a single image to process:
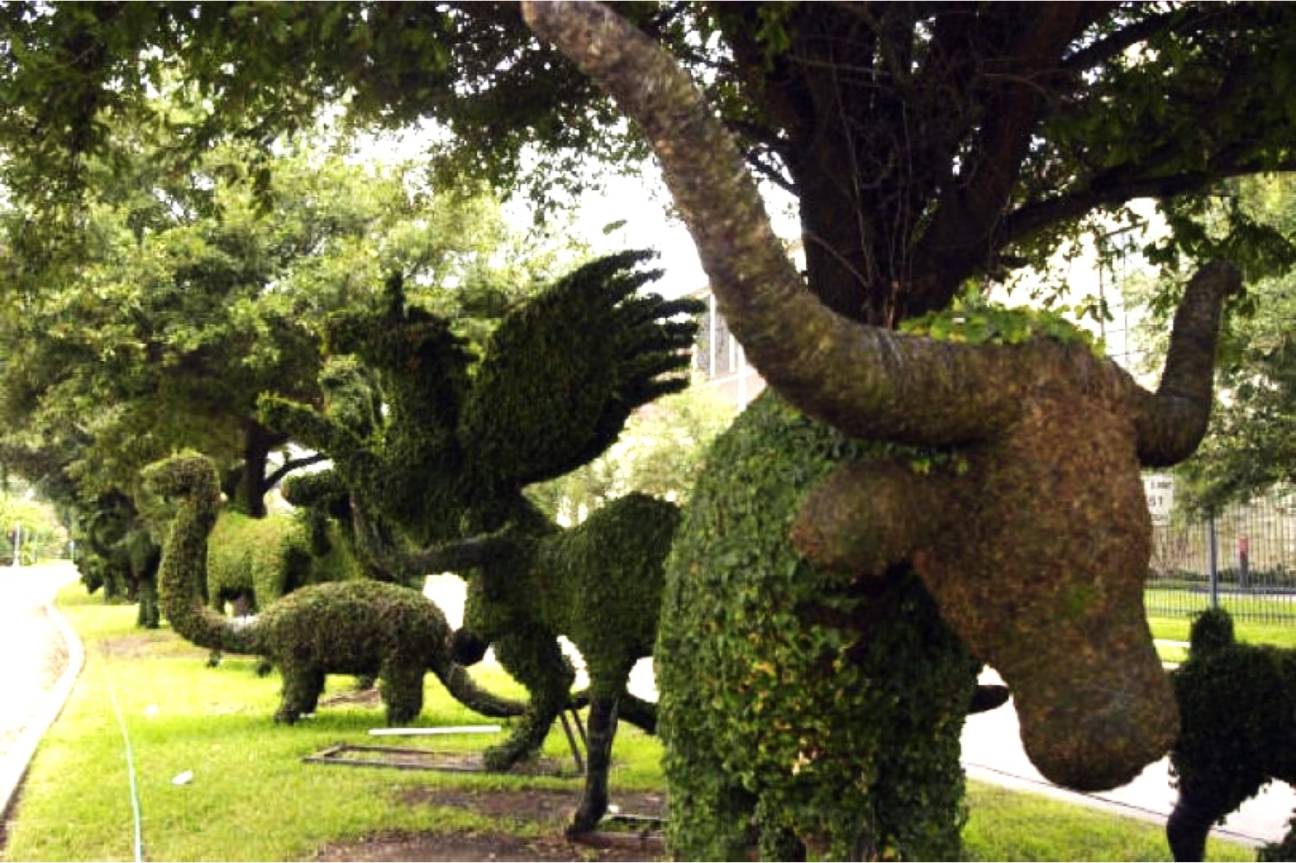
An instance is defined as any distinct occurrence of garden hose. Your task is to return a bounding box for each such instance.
[106,671,144,862]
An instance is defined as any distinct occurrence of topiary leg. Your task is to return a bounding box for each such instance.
[615,691,656,734]
[1167,783,1234,862]
[485,632,573,771]
[275,663,324,724]
[380,661,425,726]
[567,694,619,836]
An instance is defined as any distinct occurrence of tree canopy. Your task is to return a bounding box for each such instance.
[1131,176,1296,514]
[0,123,560,516]
[4,2,1296,326]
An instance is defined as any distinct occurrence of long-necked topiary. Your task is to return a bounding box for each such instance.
[521,3,1240,857]
[1167,608,1296,862]
[202,496,363,666]
[143,451,524,725]
[260,251,700,835]
[201,363,391,668]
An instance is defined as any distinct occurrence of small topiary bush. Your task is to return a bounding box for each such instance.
[1167,607,1296,861]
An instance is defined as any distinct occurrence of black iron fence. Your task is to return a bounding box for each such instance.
[1145,489,1296,624]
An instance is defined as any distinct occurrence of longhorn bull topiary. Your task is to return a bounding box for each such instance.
[524,3,1239,857]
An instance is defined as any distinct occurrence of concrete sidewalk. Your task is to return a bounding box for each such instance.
[0,561,83,826]
[437,575,1296,847]
[960,667,1294,848]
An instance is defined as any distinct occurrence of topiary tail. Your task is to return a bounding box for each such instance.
[436,663,526,718]
[151,455,266,658]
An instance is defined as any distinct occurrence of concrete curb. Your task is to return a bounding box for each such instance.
[0,574,86,825]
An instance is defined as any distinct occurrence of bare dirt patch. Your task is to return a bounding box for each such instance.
[320,687,382,708]
[312,828,664,862]
[397,786,666,825]
[95,633,168,659]
[329,787,670,861]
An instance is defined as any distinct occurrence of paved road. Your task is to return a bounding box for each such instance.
[0,561,80,824]
[426,575,1294,848]
[963,667,1296,847]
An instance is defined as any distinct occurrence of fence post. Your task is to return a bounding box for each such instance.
[1207,514,1219,610]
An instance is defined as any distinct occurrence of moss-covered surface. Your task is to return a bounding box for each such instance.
[206,507,360,614]
[77,494,163,628]
[260,254,699,834]
[659,391,979,860]
[144,452,522,725]
[1167,608,1296,861]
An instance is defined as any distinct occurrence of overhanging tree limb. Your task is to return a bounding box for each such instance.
[522,0,1022,447]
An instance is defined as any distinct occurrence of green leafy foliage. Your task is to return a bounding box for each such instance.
[0,119,542,515]
[144,452,521,726]
[901,287,1100,352]
[6,5,1296,322]
[0,486,66,564]
[659,391,978,859]
[527,384,735,524]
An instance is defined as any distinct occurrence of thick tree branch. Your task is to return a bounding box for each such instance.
[522,1,1023,446]
[262,452,328,490]
[910,4,1103,312]
[1060,6,1234,73]
[1000,156,1296,250]
[351,498,517,580]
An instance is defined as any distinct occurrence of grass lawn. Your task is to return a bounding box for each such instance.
[2,583,1257,861]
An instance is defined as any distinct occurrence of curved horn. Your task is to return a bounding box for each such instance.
[1133,261,1240,467]
[522,1,1015,447]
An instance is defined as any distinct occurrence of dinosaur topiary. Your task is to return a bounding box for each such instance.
[521,3,1240,856]
[143,451,524,725]
[1167,608,1296,862]
[260,252,700,835]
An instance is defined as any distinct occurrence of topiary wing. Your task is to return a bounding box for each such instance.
[458,250,703,487]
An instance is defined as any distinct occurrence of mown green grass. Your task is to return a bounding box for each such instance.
[1148,613,1296,651]
[963,784,1251,862]
[3,583,1258,861]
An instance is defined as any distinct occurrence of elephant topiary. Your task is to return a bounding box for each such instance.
[261,252,699,835]
[523,3,1239,856]
[83,493,162,629]
[1167,608,1296,862]
[143,452,523,725]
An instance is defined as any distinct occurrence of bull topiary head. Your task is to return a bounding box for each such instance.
[523,1,1241,791]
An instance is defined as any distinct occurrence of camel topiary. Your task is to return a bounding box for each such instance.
[143,451,523,725]
[1167,608,1296,862]
[260,252,699,835]
[522,3,1239,855]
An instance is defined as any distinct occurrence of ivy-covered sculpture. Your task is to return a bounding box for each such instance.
[1167,608,1296,862]
[202,497,362,666]
[143,452,523,725]
[521,5,1240,856]
[260,252,699,834]
[83,493,162,629]
[657,267,1238,859]
[201,364,387,665]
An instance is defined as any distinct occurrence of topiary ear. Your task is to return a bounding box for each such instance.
[1188,608,1236,655]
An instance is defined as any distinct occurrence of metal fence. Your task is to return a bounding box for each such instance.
[1145,489,1296,624]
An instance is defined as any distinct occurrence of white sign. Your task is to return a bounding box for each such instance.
[1143,474,1175,525]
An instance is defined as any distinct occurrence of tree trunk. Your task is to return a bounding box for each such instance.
[235,420,284,518]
